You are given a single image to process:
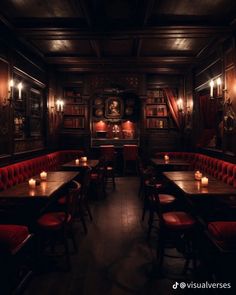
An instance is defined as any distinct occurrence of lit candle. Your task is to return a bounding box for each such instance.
[40,171,47,181]
[75,158,80,165]
[81,156,87,162]
[216,77,222,97]
[164,154,169,162]
[209,80,214,98]
[194,171,202,180]
[18,82,23,100]
[28,178,36,188]
[177,98,183,112]
[201,177,209,187]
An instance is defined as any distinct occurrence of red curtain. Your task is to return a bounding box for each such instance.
[164,88,181,129]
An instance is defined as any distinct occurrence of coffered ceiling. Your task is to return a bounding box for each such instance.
[0,0,236,73]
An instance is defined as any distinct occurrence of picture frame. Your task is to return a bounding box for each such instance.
[105,97,123,118]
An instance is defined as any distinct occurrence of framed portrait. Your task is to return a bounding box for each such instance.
[105,97,123,118]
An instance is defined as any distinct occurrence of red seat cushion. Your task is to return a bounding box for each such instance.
[0,225,30,254]
[208,221,236,251]
[159,194,176,205]
[37,212,71,230]
[163,211,196,230]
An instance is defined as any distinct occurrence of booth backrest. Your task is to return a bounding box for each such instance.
[0,150,83,191]
[154,152,236,188]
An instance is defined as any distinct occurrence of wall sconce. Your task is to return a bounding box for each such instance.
[177,98,184,112]
[56,99,64,112]
[209,77,222,99]
[3,79,23,106]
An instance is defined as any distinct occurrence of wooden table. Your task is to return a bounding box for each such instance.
[172,180,236,197]
[151,158,190,170]
[61,159,99,171]
[0,171,79,227]
[0,171,79,200]
[163,171,216,182]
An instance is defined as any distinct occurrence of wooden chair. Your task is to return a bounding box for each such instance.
[123,144,138,175]
[100,145,116,189]
[146,185,197,275]
[37,180,80,270]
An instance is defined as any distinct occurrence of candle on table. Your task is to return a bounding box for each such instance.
[40,171,47,181]
[194,170,202,180]
[201,177,208,187]
[81,156,87,162]
[75,158,80,165]
[28,178,36,188]
[164,155,169,162]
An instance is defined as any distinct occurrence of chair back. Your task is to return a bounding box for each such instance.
[123,145,138,161]
[80,168,92,200]
[100,145,116,162]
[66,180,81,221]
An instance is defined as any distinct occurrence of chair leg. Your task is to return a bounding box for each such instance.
[85,202,93,221]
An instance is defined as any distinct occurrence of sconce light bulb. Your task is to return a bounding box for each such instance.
[9,79,14,88]
[216,77,221,86]
[209,80,214,87]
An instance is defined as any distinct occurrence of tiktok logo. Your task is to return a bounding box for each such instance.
[172,282,179,289]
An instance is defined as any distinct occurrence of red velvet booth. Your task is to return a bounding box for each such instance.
[154,152,236,188]
[0,150,83,191]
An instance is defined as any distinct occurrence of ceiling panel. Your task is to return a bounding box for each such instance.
[142,38,209,56]
[31,39,94,56]
[100,40,133,56]
[0,0,83,18]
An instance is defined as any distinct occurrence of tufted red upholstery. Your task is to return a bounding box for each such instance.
[0,150,83,191]
[154,152,236,188]
[208,221,236,251]
[163,211,196,230]
[0,225,30,255]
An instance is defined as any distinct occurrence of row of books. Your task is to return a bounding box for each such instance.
[146,118,166,129]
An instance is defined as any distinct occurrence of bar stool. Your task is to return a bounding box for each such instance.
[123,144,138,175]
[0,224,33,294]
[100,145,116,189]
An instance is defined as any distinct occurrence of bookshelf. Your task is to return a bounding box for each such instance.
[62,87,88,131]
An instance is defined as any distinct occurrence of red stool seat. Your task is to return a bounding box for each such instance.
[163,211,196,230]
[208,221,236,251]
[37,212,71,230]
[159,194,176,205]
[0,225,30,254]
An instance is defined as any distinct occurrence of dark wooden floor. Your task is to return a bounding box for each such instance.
[23,177,205,295]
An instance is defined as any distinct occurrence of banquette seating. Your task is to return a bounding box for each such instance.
[0,150,83,191]
[154,152,236,187]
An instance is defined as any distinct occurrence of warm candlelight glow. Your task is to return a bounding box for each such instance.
[201,177,208,187]
[177,98,183,111]
[81,156,87,162]
[194,170,203,180]
[28,178,36,188]
[164,154,169,162]
[18,82,23,100]
[209,80,214,97]
[56,99,64,112]
[40,171,47,181]
[75,158,80,165]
